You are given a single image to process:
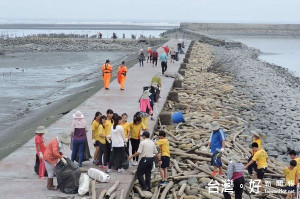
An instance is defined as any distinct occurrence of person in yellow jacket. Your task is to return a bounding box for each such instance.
[156,131,170,185]
[283,160,298,199]
[91,111,101,165]
[289,150,300,184]
[104,109,114,165]
[121,113,130,155]
[101,60,113,90]
[117,61,128,90]
[129,115,146,166]
[247,130,265,176]
[98,115,108,169]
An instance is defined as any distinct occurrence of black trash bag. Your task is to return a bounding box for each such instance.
[56,157,81,194]
[122,152,129,170]
[70,139,92,163]
[75,139,91,162]
[34,154,48,177]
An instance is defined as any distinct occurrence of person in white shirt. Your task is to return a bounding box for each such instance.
[128,131,159,191]
[107,115,126,173]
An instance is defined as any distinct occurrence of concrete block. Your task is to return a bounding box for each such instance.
[159,112,172,125]
[180,63,187,69]
[178,70,185,76]
[168,91,179,102]
[183,58,189,64]
[185,53,191,59]
[173,80,183,88]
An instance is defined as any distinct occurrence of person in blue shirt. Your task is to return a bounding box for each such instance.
[159,52,168,75]
[208,121,226,177]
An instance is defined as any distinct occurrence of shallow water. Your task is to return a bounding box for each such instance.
[224,36,300,77]
[0,51,129,131]
[0,29,165,39]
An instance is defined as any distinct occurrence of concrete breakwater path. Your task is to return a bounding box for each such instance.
[0,39,190,199]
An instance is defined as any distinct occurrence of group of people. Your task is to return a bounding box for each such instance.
[208,121,300,199]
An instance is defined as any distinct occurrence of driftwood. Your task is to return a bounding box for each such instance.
[91,180,96,199]
[177,183,187,198]
[109,193,116,199]
[98,189,107,199]
[106,180,120,197]
[160,181,174,199]
[119,189,125,199]
[134,186,145,198]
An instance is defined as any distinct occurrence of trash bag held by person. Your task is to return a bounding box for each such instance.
[56,157,81,194]
[34,126,48,177]
[44,132,71,190]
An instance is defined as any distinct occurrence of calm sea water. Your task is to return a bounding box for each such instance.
[225,36,300,77]
[0,29,165,39]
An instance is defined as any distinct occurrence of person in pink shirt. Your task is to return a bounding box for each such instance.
[35,126,47,178]
[140,90,152,129]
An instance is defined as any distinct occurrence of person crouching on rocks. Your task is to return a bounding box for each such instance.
[35,126,47,178]
[208,121,226,177]
[44,132,71,190]
[247,130,266,177]
[223,152,245,199]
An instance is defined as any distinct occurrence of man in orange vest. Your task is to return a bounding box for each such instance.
[101,60,113,90]
[117,61,128,90]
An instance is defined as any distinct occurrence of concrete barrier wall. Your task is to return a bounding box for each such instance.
[180,22,300,36]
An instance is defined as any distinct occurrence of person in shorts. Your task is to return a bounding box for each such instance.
[156,131,170,185]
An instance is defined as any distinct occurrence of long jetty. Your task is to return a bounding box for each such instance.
[0,39,190,198]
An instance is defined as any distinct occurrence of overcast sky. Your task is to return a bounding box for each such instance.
[1,0,300,24]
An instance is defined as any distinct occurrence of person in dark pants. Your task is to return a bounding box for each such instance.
[152,50,158,66]
[160,52,168,75]
[107,116,126,173]
[223,153,245,199]
[128,131,159,191]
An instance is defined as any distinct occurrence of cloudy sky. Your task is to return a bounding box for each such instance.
[1,0,300,24]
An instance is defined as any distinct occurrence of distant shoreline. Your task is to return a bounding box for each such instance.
[0,24,178,30]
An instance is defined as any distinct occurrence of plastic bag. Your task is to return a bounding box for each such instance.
[56,157,81,194]
[78,173,90,196]
[34,154,48,177]
[88,168,110,183]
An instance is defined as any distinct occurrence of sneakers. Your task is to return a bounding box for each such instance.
[93,160,99,165]
[98,165,103,169]
[132,161,138,166]
[219,171,225,176]
[102,165,108,170]
[211,171,218,177]
[160,180,168,185]
[106,169,111,173]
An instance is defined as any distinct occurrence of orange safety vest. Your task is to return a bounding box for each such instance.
[117,66,127,83]
[101,63,113,74]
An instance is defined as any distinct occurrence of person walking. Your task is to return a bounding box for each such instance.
[208,121,226,177]
[98,115,108,169]
[245,142,268,192]
[35,126,47,178]
[151,74,162,102]
[121,113,130,155]
[104,109,114,165]
[163,46,169,56]
[140,89,152,129]
[156,131,170,185]
[223,152,245,199]
[129,131,159,191]
[138,49,145,67]
[117,61,128,91]
[170,47,176,63]
[146,47,152,63]
[92,112,101,165]
[152,50,158,67]
[44,132,71,190]
[129,115,146,166]
[247,130,265,176]
[160,52,168,75]
[101,60,113,90]
[71,111,88,167]
[107,116,126,173]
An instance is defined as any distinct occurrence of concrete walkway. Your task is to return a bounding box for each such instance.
[0,39,190,199]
